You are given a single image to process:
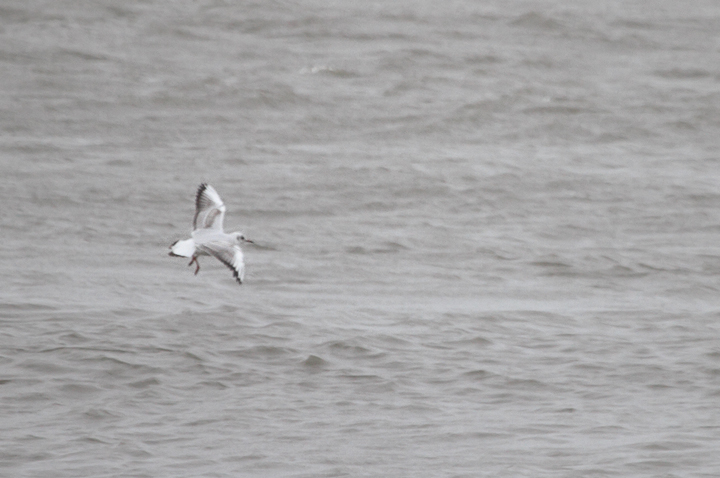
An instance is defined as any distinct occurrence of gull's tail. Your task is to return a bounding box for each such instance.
[169,238,196,258]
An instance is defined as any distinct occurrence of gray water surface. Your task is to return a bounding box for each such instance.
[2,1,720,476]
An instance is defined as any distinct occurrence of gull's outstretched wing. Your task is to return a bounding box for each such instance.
[201,241,245,285]
[193,183,226,231]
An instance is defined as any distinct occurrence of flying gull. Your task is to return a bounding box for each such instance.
[169,183,252,284]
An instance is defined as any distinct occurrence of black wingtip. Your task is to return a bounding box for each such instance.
[212,252,244,285]
[196,183,208,201]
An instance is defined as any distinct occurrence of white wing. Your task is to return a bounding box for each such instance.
[201,241,245,285]
[193,183,226,231]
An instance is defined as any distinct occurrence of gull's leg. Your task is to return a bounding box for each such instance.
[188,256,201,275]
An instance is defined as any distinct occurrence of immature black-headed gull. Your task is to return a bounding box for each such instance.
[169,183,252,284]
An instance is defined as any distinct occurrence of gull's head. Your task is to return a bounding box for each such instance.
[233,232,254,244]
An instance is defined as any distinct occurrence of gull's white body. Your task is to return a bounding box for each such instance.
[169,183,248,284]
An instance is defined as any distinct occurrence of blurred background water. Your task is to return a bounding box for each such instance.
[2,1,720,476]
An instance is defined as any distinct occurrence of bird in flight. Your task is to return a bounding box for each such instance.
[169,183,252,284]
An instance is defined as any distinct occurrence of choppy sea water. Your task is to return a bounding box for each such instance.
[2,1,720,476]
